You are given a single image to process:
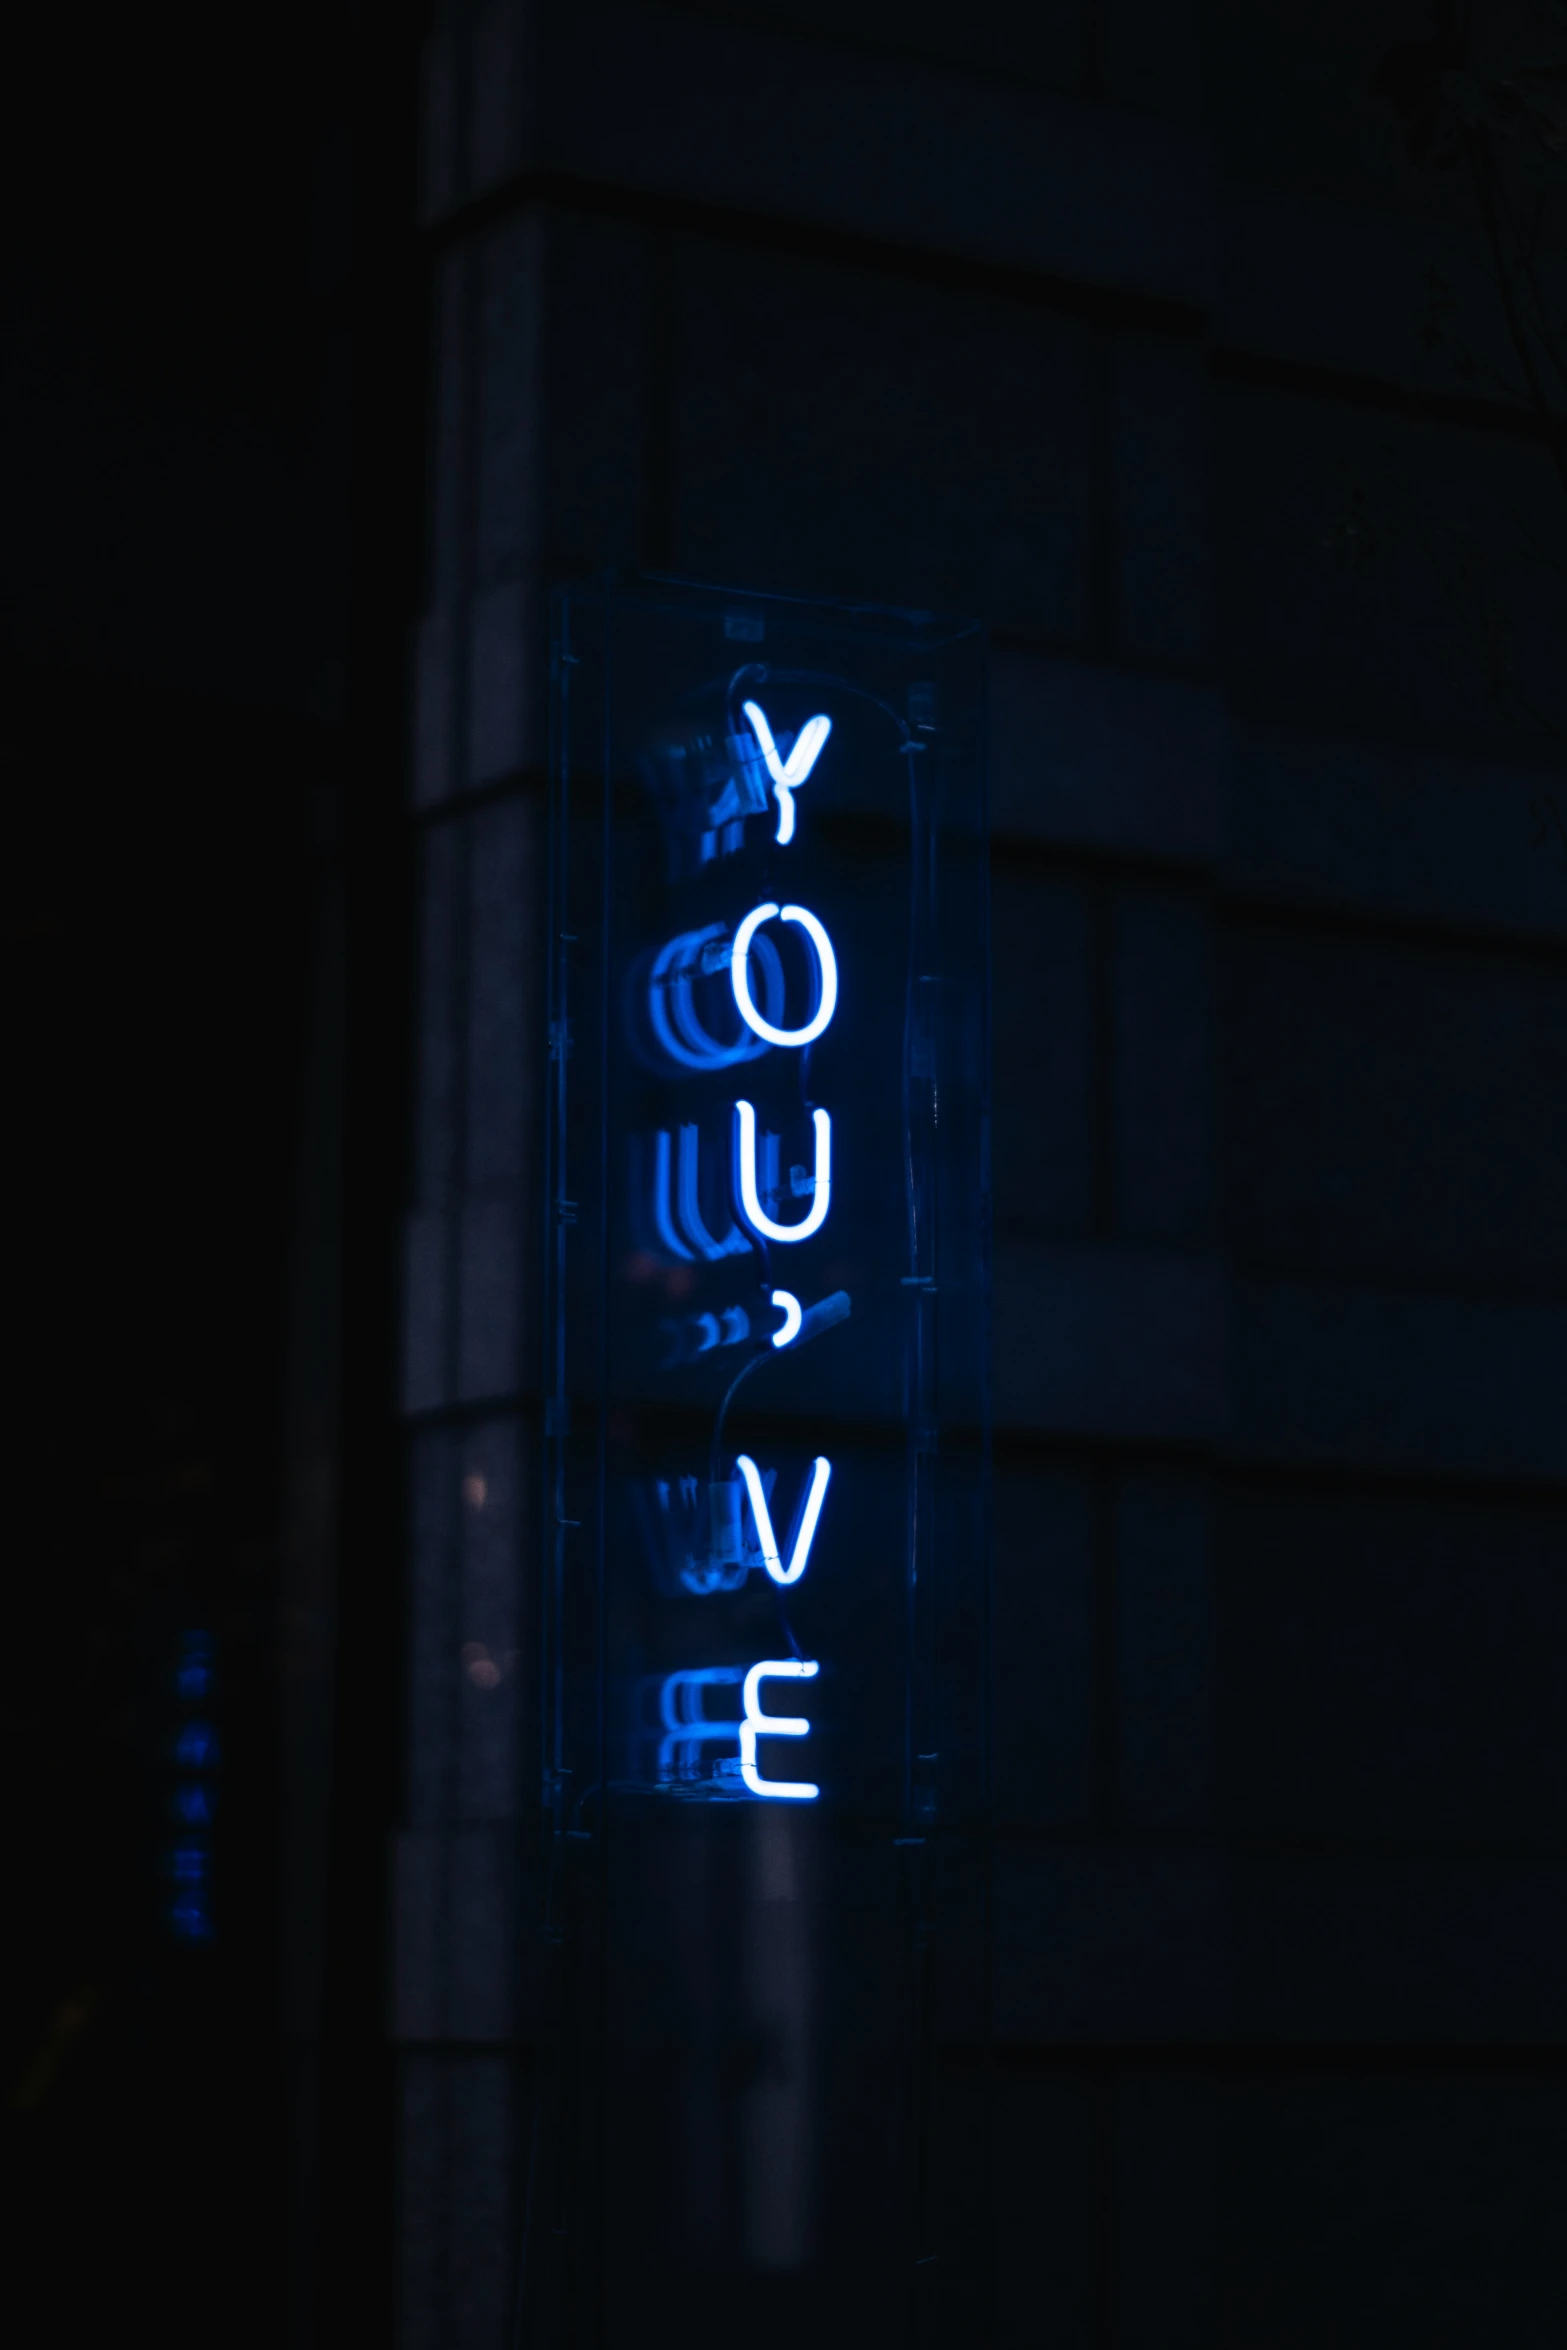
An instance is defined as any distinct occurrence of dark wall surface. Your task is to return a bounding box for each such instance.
[10,1,1567,2345]
[402,3,1567,2345]
[2,5,366,2342]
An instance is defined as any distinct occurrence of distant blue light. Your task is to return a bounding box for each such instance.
[739,1660,820,1801]
[169,1900,214,1942]
[734,1101,831,1243]
[730,904,837,1049]
[173,1784,216,1825]
[176,1629,213,1698]
[740,701,832,845]
[175,1722,219,1768]
[170,1845,209,1885]
[734,1454,832,1588]
[770,1288,803,1347]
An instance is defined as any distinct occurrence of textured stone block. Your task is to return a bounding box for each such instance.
[1217,380,1567,745]
[1113,884,1212,1245]
[1222,921,1567,1298]
[1113,334,1214,665]
[400,2053,515,2350]
[1115,2071,1217,2350]
[539,1,1217,308]
[992,2070,1099,2350]
[1236,1852,1567,2042]
[402,1210,451,1415]
[991,868,1095,1240]
[993,1843,1234,2040]
[991,653,1225,860]
[1225,722,1567,943]
[1222,2074,1567,2350]
[393,1826,517,2042]
[1233,1275,1567,1481]
[994,1466,1096,1832]
[1222,1482,1567,1845]
[673,238,1100,632]
[1115,1474,1215,1834]
[539,213,653,577]
[994,1241,1225,1440]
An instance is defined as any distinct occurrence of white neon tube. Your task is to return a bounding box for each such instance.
[730,904,838,1049]
[734,1454,832,1587]
[770,1288,803,1348]
[741,700,832,845]
[739,1658,819,1801]
[733,1100,831,1244]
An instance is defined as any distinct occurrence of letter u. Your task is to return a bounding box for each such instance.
[732,1100,831,1244]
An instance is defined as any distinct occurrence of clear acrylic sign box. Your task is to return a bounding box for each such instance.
[525,573,991,2347]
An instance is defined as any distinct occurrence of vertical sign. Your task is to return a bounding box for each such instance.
[533,576,988,2345]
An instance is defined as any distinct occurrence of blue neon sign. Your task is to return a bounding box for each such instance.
[740,701,832,844]
[632,696,848,1797]
[534,575,989,2322]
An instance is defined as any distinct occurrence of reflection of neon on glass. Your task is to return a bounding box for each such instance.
[734,1454,831,1587]
[652,1130,695,1261]
[740,1659,820,1801]
[677,1123,749,1259]
[741,701,832,845]
[650,923,781,1071]
[176,1635,212,1700]
[730,904,838,1049]
[659,1665,743,1776]
[734,1101,831,1243]
[770,1288,803,1348]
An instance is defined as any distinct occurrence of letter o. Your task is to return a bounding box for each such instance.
[730,903,838,1049]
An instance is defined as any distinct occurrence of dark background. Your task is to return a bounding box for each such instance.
[9,2,1567,2345]
[3,3,412,2340]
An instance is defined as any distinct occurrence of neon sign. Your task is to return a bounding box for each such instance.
[639,701,841,1798]
[533,575,990,2319]
[740,700,832,844]
[739,1660,820,1802]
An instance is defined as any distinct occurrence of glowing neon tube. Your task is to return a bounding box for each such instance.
[741,701,832,845]
[734,1454,832,1586]
[770,1288,803,1348]
[733,1100,831,1243]
[739,1659,820,1801]
[730,904,838,1049]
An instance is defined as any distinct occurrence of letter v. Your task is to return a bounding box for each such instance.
[734,1454,832,1587]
